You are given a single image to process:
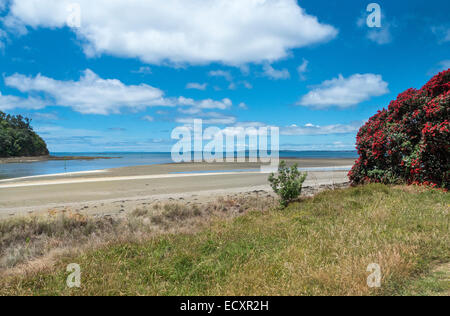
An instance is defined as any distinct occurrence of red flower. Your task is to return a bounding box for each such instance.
[349,69,450,189]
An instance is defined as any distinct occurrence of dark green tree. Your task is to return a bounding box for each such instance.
[0,111,49,157]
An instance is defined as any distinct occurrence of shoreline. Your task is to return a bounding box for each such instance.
[0,169,108,183]
[0,159,353,218]
[0,155,119,164]
[0,157,355,182]
[0,164,353,184]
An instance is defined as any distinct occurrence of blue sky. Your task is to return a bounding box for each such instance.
[0,0,449,152]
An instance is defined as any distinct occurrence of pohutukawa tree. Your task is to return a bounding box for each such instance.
[349,69,449,189]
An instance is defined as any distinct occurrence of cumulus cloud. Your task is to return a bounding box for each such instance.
[5,70,172,115]
[186,83,208,91]
[4,0,337,65]
[177,97,232,111]
[5,70,236,115]
[298,74,389,109]
[0,91,46,111]
[262,64,290,80]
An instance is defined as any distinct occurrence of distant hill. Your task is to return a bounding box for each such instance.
[0,111,49,158]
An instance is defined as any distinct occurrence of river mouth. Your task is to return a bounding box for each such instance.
[0,152,357,180]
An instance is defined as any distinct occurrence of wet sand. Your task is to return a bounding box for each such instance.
[0,159,354,219]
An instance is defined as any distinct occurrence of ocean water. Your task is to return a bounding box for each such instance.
[0,151,357,180]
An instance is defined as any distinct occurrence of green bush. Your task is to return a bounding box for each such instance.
[269,161,307,207]
[349,69,449,189]
[0,111,49,157]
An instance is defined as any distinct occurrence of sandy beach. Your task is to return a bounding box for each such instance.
[0,158,354,219]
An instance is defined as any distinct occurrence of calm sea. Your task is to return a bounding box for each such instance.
[0,151,357,180]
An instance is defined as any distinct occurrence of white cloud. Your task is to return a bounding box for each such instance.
[208,71,253,90]
[238,102,248,110]
[5,70,172,115]
[4,0,337,65]
[32,112,59,121]
[209,70,233,82]
[216,120,363,136]
[367,25,392,45]
[5,70,235,115]
[234,122,269,128]
[297,58,309,80]
[186,82,207,91]
[357,10,393,45]
[142,116,154,122]
[132,66,152,74]
[280,121,364,135]
[176,112,236,125]
[263,64,290,80]
[177,97,232,111]
[178,107,202,115]
[281,142,356,151]
[298,73,389,109]
[241,81,253,89]
[0,91,46,111]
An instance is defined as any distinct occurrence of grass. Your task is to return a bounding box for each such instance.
[0,194,274,271]
[0,184,448,296]
[399,262,449,296]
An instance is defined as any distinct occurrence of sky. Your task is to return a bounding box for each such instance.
[0,0,449,153]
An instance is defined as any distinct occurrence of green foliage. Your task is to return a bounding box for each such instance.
[349,69,450,189]
[268,160,307,207]
[0,111,49,157]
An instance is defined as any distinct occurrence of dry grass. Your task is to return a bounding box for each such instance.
[0,194,276,274]
[0,184,448,296]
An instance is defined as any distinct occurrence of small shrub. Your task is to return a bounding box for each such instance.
[269,161,307,207]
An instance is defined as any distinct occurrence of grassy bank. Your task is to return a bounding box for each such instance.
[1,184,448,296]
[0,194,274,270]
